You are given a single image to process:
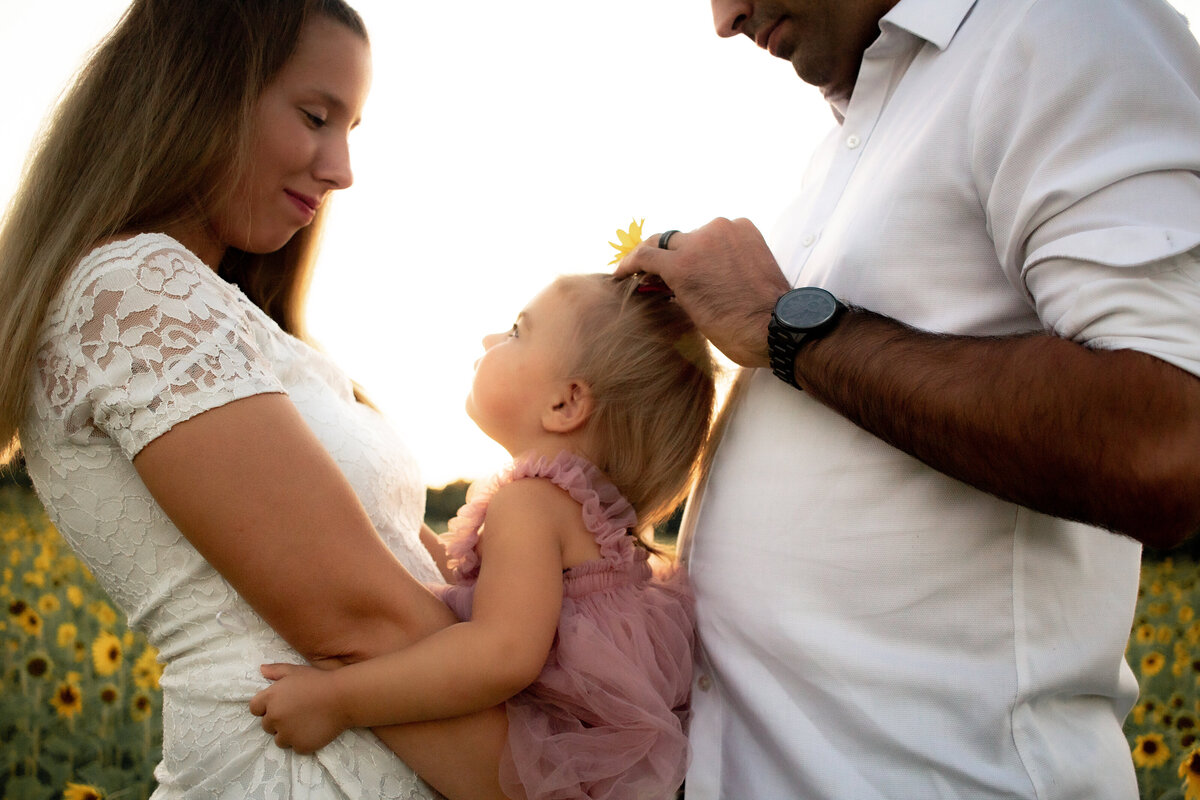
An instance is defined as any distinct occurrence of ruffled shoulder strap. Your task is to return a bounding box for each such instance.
[512,451,640,563]
[440,451,640,581]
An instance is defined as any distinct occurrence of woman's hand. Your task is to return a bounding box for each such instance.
[250,663,351,754]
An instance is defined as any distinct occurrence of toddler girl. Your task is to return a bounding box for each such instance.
[250,272,717,799]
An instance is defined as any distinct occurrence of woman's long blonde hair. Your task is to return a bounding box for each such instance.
[556,274,718,531]
[0,0,367,462]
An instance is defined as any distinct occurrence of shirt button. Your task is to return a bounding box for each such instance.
[846,134,861,149]
[802,233,817,247]
[697,674,713,692]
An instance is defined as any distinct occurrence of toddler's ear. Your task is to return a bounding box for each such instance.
[543,380,594,433]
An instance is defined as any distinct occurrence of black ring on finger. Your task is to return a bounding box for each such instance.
[658,230,680,250]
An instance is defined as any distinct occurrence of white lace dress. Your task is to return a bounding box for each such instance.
[21,233,444,799]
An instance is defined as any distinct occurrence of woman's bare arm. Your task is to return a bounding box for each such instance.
[133,392,511,799]
[133,393,455,661]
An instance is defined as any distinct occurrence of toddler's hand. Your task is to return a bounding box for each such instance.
[249,663,349,754]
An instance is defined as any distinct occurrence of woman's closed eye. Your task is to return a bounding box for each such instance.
[301,109,327,128]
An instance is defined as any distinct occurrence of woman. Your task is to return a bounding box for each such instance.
[0,1,505,797]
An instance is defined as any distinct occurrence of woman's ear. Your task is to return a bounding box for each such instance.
[542,380,594,433]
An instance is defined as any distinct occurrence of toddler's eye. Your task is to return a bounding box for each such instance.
[507,323,519,338]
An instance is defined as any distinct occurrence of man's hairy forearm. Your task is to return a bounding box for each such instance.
[792,308,1200,548]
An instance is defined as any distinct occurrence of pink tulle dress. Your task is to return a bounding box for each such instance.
[430,451,694,800]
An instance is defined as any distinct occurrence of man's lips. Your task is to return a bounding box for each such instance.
[756,18,789,57]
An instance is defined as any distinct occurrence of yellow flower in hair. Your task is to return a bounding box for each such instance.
[607,218,645,265]
[92,630,122,677]
[1133,732,1170,769]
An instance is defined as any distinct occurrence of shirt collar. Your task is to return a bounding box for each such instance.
[879,0,980,51]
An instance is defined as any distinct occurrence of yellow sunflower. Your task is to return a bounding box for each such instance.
[1136,623,1156,644]
[1143,651,1167,677]
[1133,698,1158,725]
[57,622,77,648]
[1184,606,1197,624]
[98,683,120,706]
[607,218,645,265]
[50,681,83,719]
[26,653,51,679]
[23,571,45,588]
[88,600,117,627]
[38,594,61,614]
[1181,748,1200,800]
[66,585,83,608]
[17,607,42,636]
[133,646,164,690]
[33,547,52,572]
[91,631,122,677]
[1133,733,1171,769]
[130,692,153,722]
[62,782,104,800]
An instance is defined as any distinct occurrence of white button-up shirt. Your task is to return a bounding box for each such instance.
[684,0,1200,797]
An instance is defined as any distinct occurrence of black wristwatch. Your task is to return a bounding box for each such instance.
[767,287,847,389]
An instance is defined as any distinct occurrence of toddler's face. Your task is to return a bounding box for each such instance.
[465,283,577,453]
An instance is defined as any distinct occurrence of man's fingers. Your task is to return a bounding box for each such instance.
[614,238,680,280]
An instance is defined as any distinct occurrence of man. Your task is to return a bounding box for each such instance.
[617,0,1200,797]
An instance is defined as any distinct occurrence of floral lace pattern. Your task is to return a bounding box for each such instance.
[22,234,443,799]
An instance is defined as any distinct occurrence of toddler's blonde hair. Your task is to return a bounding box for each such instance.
[554,274,717,532]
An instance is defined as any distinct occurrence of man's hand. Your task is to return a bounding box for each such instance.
[615,217,791,367]
[249,663,351,754]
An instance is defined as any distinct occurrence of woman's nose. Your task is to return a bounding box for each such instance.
[315,135,354,190]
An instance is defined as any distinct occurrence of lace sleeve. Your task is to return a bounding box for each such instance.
[42,236,286,459]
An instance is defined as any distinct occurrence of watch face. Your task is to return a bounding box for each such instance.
[776,287,838,330]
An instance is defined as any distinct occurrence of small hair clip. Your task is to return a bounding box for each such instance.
[634,273,674,296]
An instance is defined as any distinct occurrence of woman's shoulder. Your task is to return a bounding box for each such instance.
[61,232,206,301]
[51,232,247,333]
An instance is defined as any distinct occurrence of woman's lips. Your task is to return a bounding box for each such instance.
[285,190,318,220]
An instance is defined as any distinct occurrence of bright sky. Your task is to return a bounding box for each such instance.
[3,1,1199,485]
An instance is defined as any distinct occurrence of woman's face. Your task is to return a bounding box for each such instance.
[202,17,371,263]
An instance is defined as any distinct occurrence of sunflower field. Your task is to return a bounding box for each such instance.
[1,486,162,800]
[4,479,1200,800]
